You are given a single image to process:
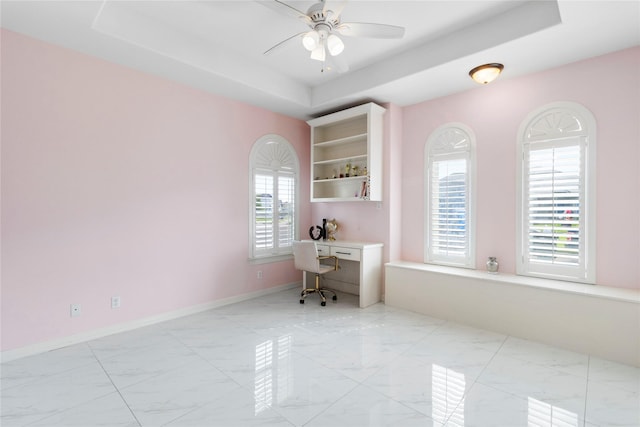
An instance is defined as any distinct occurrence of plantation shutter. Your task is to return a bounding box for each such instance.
[429,157,468,259]
[277,173,295,249]
[254,172,275,252]
[525,141,582,268]
[253,171,296,256]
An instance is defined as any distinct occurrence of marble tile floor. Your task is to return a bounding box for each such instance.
[2,287,639,427]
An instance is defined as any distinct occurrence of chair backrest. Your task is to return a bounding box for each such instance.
[293,241,321,273]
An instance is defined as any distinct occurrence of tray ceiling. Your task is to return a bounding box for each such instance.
[2,1,638,119]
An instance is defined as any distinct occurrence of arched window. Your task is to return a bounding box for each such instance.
[516,102,596,283]
[249,135,299,260]
[425,123,476,268]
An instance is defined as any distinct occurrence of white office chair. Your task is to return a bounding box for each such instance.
[293,241,339,306]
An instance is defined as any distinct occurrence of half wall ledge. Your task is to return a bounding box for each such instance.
[384,261,640,367]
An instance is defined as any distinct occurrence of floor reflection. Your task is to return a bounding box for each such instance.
[528,397,578,426]
[254,334,293,415]
[432,364,466,424]
[430,364,580,426]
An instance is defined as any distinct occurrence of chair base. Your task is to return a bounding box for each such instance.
[300,290,337,306]
[299,274,338,306]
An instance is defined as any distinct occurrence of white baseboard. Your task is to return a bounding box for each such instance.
[1,282,299,363]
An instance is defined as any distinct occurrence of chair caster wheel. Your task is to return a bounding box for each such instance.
[332,295,337,301]
[321,301,326,306]
[300,299,304,304]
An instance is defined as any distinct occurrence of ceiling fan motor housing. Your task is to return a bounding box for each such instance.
[307,1,340,29]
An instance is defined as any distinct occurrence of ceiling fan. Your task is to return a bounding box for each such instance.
[261,0,405,72]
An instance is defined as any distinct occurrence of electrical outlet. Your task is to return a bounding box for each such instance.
[111,296,121,309]
[70,304,81,317]
[257,270,263,279]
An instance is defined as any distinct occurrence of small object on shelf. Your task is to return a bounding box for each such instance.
[309,225,323,240]
[345,161,351,177]
[325,219,338,241]
[359,180,368,199]
[487,257,499,273]
[352,165,360,176]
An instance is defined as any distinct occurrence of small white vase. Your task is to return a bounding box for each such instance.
[486,257,499,274]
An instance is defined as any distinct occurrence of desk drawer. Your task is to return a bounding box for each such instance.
[316,244,330,256]
[331,246,361,261]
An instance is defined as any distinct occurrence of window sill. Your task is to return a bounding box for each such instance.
[249,254,293,265]
[386,261,640,304]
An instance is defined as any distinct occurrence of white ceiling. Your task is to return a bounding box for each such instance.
[2,0,639,119]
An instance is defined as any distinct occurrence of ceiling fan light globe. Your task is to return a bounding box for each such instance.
[327,34,344,56]
[302,31,319,51]
[310,44,326,61]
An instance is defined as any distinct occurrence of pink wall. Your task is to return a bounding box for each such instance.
[385,103,404,264]
[401,47,640,290]
[2,29,638,355]
[1,30,310,351]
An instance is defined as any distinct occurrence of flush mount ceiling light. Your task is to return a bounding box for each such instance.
[262,0,405,73]
[469,63,504,84]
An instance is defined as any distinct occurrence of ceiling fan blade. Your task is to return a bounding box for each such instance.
[323,0,348,20]
[337,22,405,38]
[264,31,306,55]
[258,0,312,26]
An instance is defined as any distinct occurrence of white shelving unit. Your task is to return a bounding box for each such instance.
[307,103,386,202]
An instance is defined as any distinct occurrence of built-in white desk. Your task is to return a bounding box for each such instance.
[302,240,383,308]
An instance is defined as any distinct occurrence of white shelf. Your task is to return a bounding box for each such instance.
[313,175,367,183]
[307,103,385,202]
[313,154,367,166]
[313,133,367,147]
